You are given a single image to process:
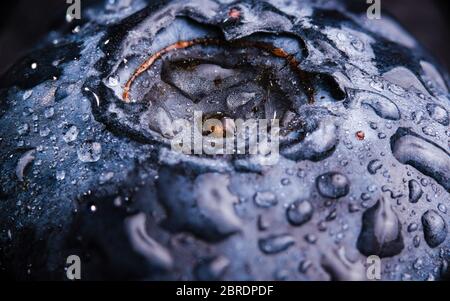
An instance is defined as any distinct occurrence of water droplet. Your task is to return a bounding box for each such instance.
[367,159,383,175]
[281,119,337,162]
[391,128,450,192]
[254,191,278,208]
[17,123,29,135]
[44,107,54,118]
[281,178,291,186]
[426,103,449,126]
[151,107,174,138]
[23,90,33,100]
[286,200,313,226]
[411,111,425,124]
[304,233,317,244]
[421,210,447,248]
[350,38,364,51]
[408,179,423,203]
[39,127,50,137]
[321,247,366,281]
[413,235,421,248]
[348,203,360,213]
[316,172,350,199]
[437,203,447,214]
[63,125,79,143]
[407,223,418,233]
[157,170,241,242]
[377,132,386,139]
[99,171,114,184]
[357,198,404,258]
[413,258,423,270]
[56,170,66,181]
[257,215,269,231]
[108,76,119,87]
[125,213,173,270]
[422,126,436,137]
[298,260,313,274]
[258,234,295,254]
[77,141,102,162]
[362,96,400,120]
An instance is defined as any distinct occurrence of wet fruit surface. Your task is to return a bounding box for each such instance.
[0,0,449,280]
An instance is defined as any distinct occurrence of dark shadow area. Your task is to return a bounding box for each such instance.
[0,0,449,75]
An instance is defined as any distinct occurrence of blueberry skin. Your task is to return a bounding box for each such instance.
[0,0,449,280]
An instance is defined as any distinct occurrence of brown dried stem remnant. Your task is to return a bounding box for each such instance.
[122,38,314,103]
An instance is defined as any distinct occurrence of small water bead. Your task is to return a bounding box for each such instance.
[17,123,29,135]
[63,125,79,143]
[108,76,119,87]
[39,127,50,137]
[44,107,55,118]
[281,178,291,186]
[23,90,33,100]
[378,133,386,139]
[422,126,436,137]
[77,141,102,163]
[437,203,447,214]
[56,170,66,181]
[407,223,418,233]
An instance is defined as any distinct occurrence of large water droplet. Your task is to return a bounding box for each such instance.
[125,213,173,270]
[321,247,366,281]
[316,172,350,199]
[421,210,447,248]
[408,179,422,203]
[367,159,383,175]
[281,118,337,162]
[362,95,400,121]
[382,66,430,97]
[286,200,314,226]
[357,198,404,258]
[391,128,450,192]
[258,234,295,254]
[157,170,241,242]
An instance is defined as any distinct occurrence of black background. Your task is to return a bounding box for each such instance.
[0,0,449,76]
